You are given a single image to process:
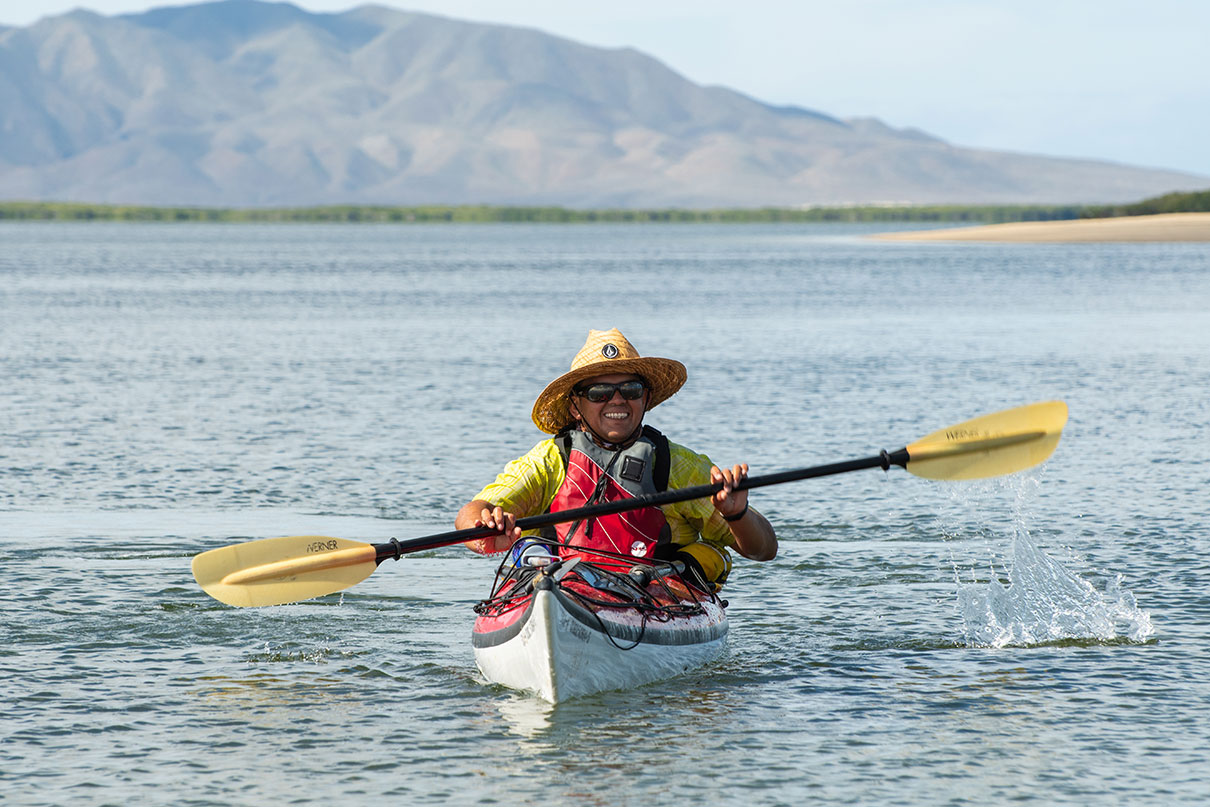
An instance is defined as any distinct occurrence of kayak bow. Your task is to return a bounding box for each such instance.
[472,552,727,702]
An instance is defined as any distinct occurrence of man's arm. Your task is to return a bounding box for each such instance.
[455,440,562,555]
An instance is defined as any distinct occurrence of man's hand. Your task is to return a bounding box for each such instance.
[456,500,522,554]
[710,463,750,518]
[710,463,777,561]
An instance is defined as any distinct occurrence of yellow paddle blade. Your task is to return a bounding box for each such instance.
[904,400,1068,480]
[192,535,379,608]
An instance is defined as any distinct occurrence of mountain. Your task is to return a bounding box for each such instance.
[0,0,1204,207]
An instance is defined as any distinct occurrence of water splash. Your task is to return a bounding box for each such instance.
[933,473,1153,648]
[246,642,353,664]
[957,525,1153,648]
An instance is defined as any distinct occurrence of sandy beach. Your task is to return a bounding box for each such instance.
[874,212,1210,242]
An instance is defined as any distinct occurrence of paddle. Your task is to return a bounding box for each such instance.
[192,400,1067,607]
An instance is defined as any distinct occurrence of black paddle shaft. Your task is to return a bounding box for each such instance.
[372,448,911,563]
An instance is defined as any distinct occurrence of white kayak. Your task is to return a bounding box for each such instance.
[472,555,728,703]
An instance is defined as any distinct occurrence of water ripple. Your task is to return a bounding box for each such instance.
[3,223,1209,805]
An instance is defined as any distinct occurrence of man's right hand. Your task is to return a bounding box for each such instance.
[456,500,522,554]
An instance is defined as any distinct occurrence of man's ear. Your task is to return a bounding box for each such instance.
[569,399,582,422]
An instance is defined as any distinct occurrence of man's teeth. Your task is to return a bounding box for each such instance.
[604,412,628,419]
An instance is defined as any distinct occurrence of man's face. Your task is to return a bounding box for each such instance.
[568,373,650,443]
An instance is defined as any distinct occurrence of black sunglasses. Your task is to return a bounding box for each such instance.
[572,380,648,403]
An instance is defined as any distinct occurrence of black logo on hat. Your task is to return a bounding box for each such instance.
[601,343,620,359]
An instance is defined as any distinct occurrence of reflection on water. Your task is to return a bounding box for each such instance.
[491,683,738,743]
[494,693,557,739]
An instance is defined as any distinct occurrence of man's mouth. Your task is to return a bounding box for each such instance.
[603,411,630,420]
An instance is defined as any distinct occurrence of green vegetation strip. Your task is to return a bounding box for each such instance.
[1081,189,1210,218]
[1,189,1206,223]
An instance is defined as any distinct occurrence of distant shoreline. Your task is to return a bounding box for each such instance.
[1,189,1206,226]
[0,200,1090,224]
[872,212,1210,242]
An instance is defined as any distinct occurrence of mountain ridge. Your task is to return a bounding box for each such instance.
[1,0,1204,207]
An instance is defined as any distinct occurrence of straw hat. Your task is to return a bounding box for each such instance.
[531,329,687,434]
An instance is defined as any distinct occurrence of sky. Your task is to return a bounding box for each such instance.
[4,0,1208,178]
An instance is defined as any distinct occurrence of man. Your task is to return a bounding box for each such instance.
[455,328,776,589]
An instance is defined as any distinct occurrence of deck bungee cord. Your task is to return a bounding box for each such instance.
[475,540,719,651]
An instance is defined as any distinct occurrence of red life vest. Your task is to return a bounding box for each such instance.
[546,426,671,566]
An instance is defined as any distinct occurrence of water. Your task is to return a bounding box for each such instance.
[2,222,1208,805]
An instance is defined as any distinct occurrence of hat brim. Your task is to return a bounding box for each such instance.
[531,357,686,434]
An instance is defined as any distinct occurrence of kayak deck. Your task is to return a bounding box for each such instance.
[472,550,728,702]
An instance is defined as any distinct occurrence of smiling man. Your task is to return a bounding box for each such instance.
[455,328,776,590]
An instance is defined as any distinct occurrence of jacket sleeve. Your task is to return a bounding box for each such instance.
[472,439,565,520]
